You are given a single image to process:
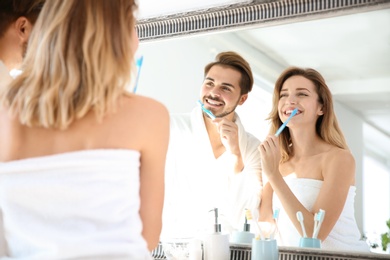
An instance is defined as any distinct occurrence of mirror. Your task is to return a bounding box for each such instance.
[136,0,390,251]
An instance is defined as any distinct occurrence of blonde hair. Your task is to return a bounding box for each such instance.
[0,0,138,129]
[268,67,348,163]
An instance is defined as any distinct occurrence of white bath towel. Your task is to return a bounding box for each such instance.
[273,177,370,252]
[0,149,152,260]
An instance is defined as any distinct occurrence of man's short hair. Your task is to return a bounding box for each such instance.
[204,51,254,95]
[0,0,45,38]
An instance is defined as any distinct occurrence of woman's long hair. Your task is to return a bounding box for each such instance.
[268,67,348,163]
[0,0,138,129]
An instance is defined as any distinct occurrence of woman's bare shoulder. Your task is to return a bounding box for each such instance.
[325,146,355,163]
[322,146,355,183]
[122,92,167,108]
[91,93,170,149]
[119,93,169,120]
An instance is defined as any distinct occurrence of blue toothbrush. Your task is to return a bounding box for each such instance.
[197,100,216,120]
[275,108,298,136]
[133,55,143,93]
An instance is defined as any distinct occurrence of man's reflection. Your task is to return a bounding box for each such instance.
[161,51,262,240]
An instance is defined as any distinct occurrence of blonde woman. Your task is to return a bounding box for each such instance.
[258,67,369,252]
[0,1,169,259]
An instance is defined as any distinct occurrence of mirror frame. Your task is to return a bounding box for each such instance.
[136,0,390,42]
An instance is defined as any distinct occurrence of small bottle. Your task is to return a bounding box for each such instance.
[203,208,230,260]
[230,215,255,244]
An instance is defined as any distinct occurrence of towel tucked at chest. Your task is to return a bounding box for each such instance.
[273,177,369,252]
[0,149,152,260]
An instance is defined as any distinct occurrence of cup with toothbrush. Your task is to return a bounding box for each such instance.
[245,209,279,260]
[297,209,325,249]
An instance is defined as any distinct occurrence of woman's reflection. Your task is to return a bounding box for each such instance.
[258,67,370,252]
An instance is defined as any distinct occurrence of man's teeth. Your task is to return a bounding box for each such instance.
[207,99,222,106]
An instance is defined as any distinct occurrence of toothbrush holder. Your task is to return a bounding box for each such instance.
[230,231,255,245]
[299,237,321,248]
[251,238,278,260]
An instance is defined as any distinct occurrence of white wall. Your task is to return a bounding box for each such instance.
[136,35,211,113]
[334,102,364,232]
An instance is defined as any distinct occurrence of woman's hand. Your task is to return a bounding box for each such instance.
[258,135,281,180]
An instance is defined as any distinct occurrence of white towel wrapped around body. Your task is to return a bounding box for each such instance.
[273,177,370,252]
[0,149,152,260]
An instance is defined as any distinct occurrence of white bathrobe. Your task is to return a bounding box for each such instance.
[161,106,262,240]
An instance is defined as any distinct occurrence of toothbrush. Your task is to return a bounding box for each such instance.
[245,209,264,240]
[133,55,144,93]
[313,212,318,234]
[275,108,298,136]
[197,100,216,120]
[270,208,280,240]
[253,209,266,240]
[296,211,307,238]
[312,209,325,239]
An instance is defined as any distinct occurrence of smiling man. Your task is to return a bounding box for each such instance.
[161,51,262,240]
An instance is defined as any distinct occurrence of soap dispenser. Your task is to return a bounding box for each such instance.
[203,208,230,260]
[230,214,255,244]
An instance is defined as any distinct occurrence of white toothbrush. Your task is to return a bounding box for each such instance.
[245,209,264,240]
[313,212,318,234]
[312,209,325,239]
[270,208,280,240]
[296,211,307,238]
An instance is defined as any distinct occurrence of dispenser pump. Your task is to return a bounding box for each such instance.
[210,208,221,233]
[230,210,255,245]
[243,215,250,232]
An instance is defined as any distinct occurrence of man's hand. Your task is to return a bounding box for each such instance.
[214,118,244,173]
[215,118,240,154]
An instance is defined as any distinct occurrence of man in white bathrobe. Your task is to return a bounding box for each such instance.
[0,0,45,86]
[161,51,262,240]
